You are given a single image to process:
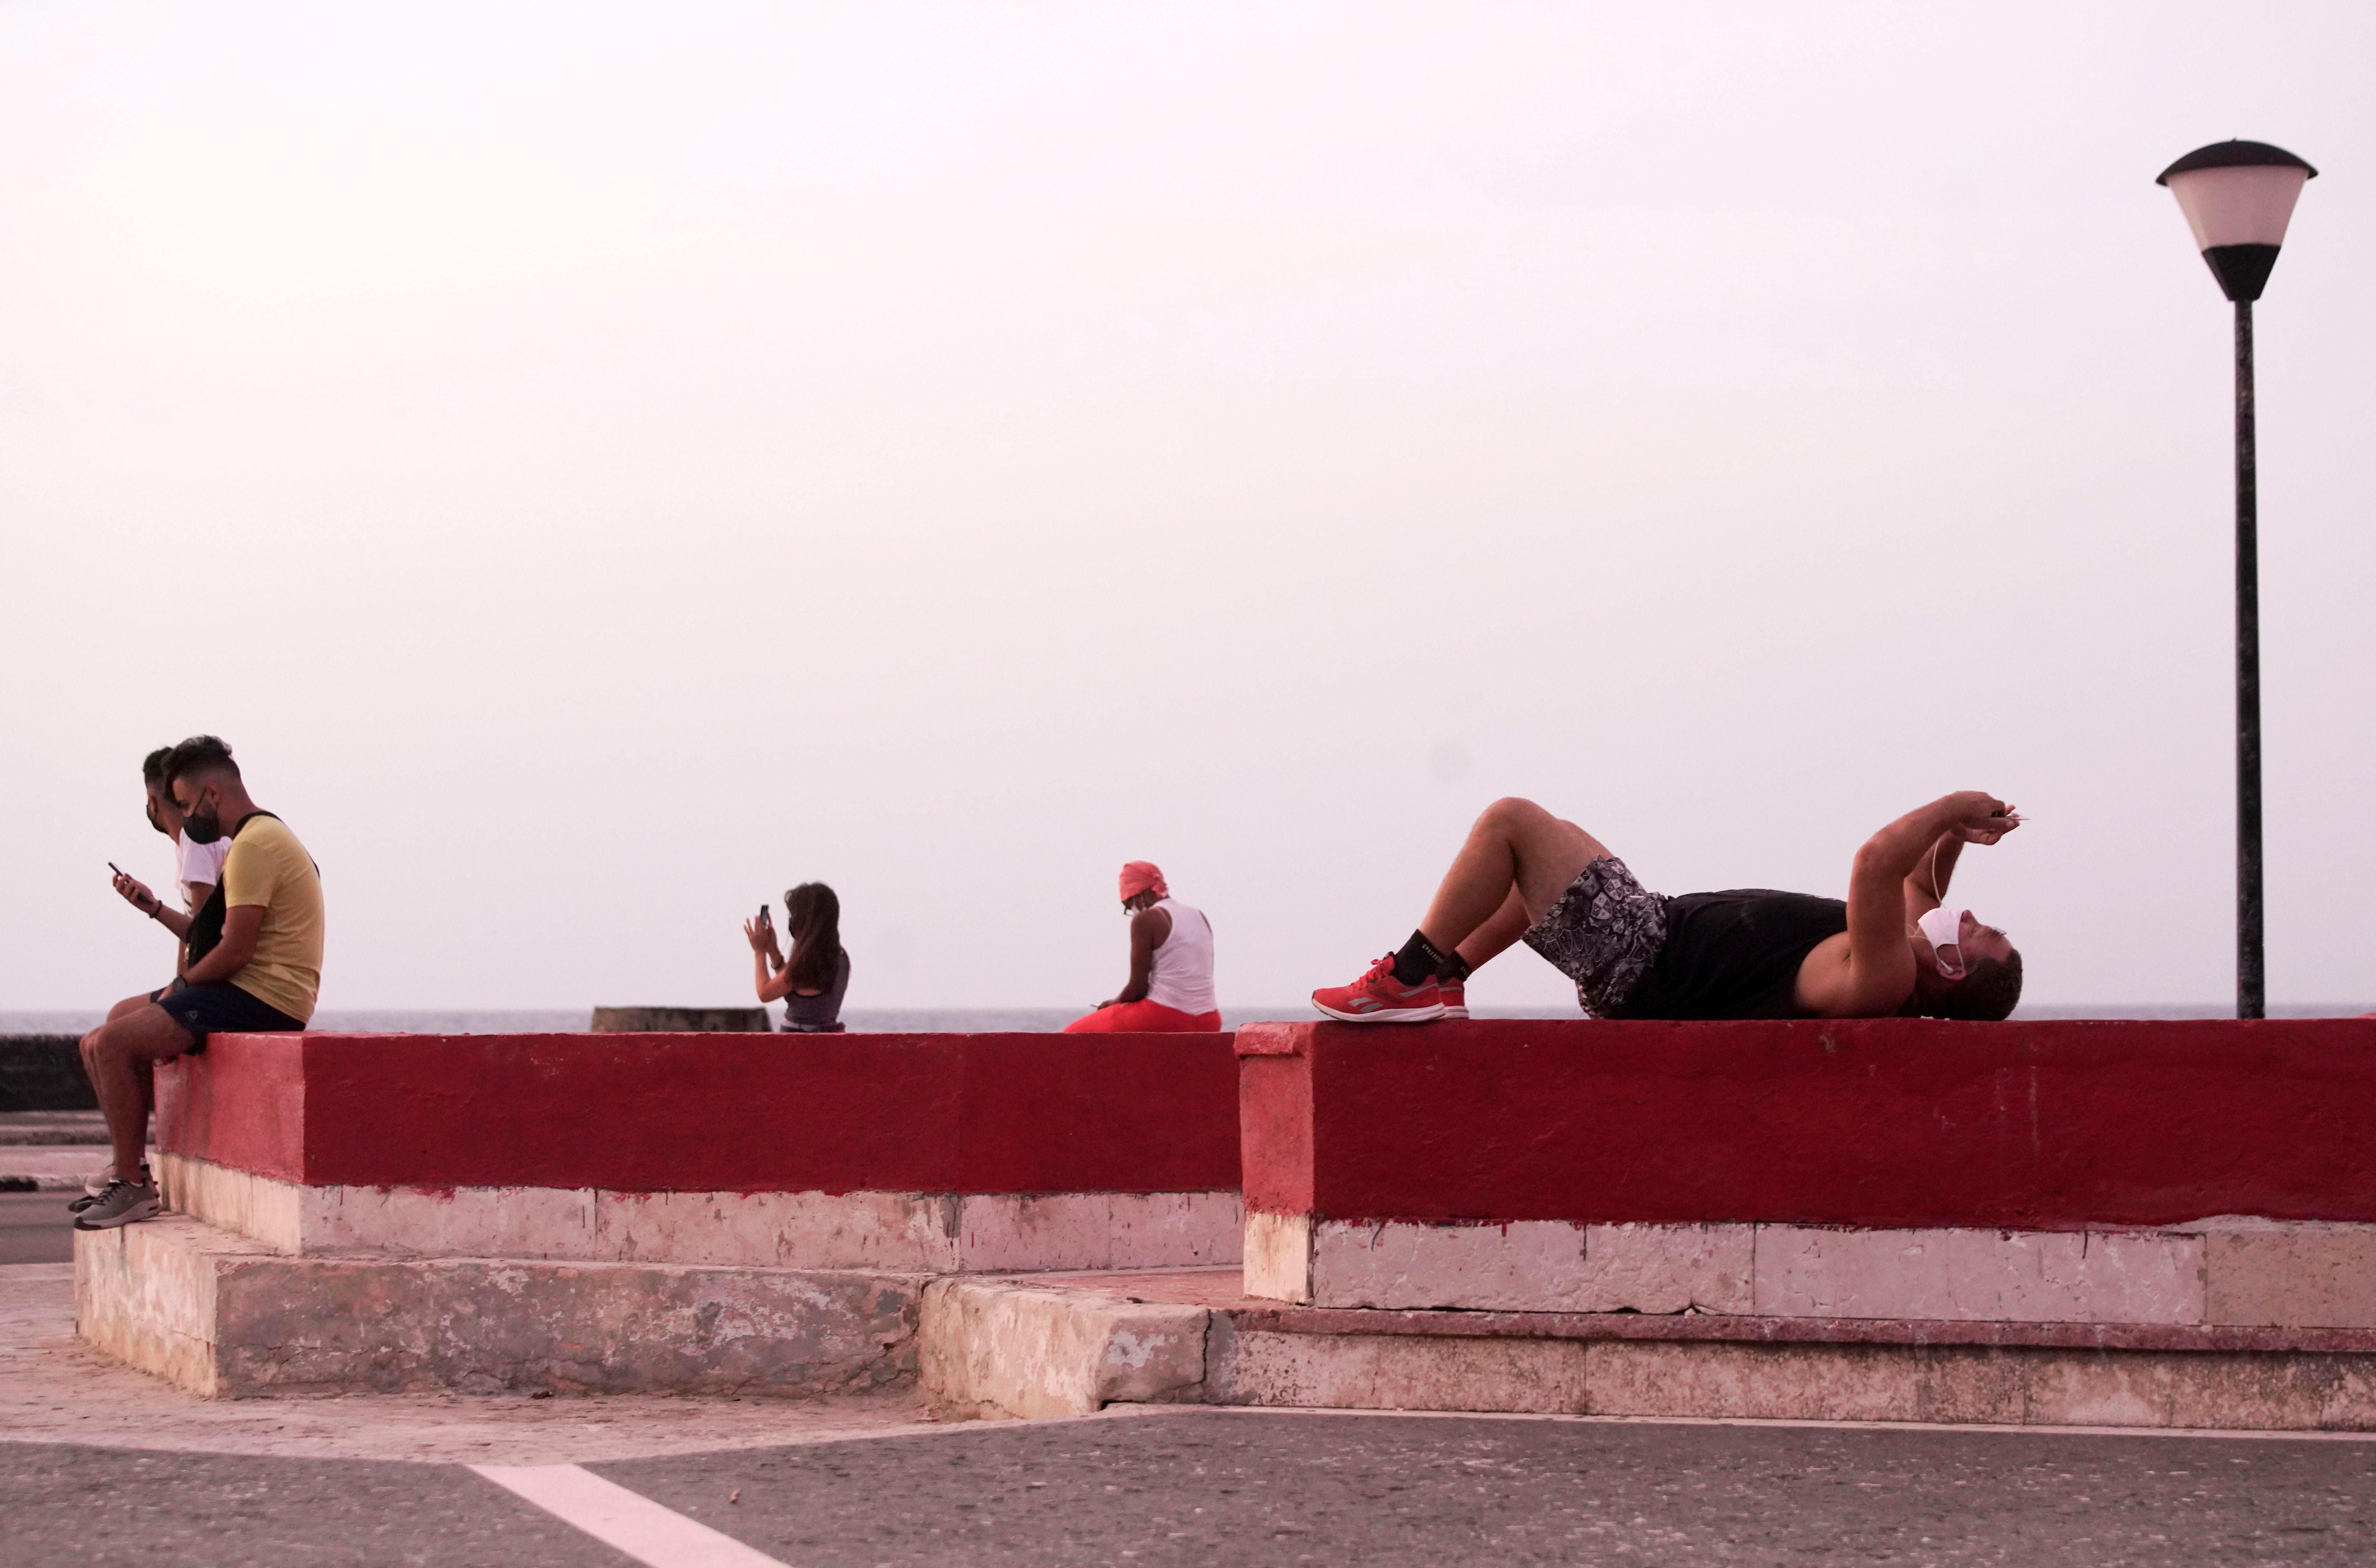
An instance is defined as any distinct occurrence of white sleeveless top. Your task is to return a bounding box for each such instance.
[1145,898,1216,1015]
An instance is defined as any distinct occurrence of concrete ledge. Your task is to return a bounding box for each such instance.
[75,1216,922,1398]
[75,1214,283,1395]
[919,1278,1207,1420]
[1226,1304,2376,1355]
[161,1154,1240,1273]
[915,1272,2376,1431]
[1205,1323,2376,1430]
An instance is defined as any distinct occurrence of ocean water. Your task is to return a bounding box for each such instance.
[3,1002,2366,1035]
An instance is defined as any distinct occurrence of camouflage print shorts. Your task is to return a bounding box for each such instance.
[1521,856,1670,1019]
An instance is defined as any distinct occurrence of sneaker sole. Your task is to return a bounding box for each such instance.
[1311,999,1447,1024]
[72,1198,161,1231]
[1439,1006,1470,1019]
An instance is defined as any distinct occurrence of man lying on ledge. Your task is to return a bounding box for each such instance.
[1313,791,2023,1024]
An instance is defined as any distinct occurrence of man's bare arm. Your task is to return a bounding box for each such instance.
[1098,906,1171,1009]
[182,906,263,987]
[1819,792,2019,1017]
[1902,835,1966,917]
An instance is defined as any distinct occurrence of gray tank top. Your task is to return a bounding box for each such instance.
[780,949,851,1032]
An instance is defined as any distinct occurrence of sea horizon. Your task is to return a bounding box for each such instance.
[4,1002,2369,1035]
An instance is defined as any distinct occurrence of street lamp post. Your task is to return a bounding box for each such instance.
[2156,139,2316,1021]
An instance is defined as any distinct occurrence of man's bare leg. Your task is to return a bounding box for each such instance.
[89,993,162,1158]
[81,1006,195,1181]
[1418,797,1613,959]
[1453,887,1533,973]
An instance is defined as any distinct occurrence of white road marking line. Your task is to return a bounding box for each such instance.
[472,1463,791,1568]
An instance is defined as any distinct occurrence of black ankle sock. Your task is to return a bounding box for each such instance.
[1437,952,1472,984]
[1391,931,1447,987]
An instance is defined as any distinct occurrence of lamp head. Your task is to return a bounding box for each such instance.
[2157,140,2318,303]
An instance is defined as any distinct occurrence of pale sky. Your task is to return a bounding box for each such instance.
[4,2,2370,1014]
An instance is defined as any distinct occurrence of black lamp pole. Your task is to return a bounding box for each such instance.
[2157,139,2316,1021]
[2232,294,2262,1018]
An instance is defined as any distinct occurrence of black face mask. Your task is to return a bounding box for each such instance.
[182,796,222,845]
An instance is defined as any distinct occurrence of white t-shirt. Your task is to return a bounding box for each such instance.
[176,831,230,910]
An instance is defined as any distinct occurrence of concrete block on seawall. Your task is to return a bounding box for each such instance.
[0,1035,100,1112]
[919,1277,1208,1421]
[589,1007,771,1032]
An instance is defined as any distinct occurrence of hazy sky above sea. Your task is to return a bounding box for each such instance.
[4,3,2370,1014]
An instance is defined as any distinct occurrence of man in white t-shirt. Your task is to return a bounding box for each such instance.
[74,747,229,1207]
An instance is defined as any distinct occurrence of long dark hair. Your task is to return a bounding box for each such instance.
[782,882,842,993]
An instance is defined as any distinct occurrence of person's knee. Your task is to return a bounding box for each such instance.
[90,1007,188,1066]
[87,1020,130,1066]
[1477,796,1550,834]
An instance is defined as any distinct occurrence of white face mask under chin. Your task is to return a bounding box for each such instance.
[1917,905,1969,976]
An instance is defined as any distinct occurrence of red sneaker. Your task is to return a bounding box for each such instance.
[1438,978,1468,1019]
[1312,956,1445,1023]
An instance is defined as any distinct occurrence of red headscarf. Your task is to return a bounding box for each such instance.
[1119,861,1168,902]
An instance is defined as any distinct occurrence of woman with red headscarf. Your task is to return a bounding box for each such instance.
[1062,861,1222,1032]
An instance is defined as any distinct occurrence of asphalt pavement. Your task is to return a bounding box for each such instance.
[5,1408,2374,1567]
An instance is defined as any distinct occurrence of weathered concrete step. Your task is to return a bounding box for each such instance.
[74,1217,922,1399]
[919,1277,1210,1420]
[921,1272,2376,1432]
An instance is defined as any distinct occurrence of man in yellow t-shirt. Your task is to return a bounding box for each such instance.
[74,736,325,1231]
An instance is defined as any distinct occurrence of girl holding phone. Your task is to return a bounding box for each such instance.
[743,882,851,1033]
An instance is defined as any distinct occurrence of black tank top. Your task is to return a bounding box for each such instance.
[1616,890,1849,1020]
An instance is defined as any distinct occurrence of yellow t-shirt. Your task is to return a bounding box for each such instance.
[221,814,325,1023]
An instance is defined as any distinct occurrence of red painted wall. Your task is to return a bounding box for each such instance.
[157,1031,1239,1194]
[1237,1018,2376,1229]
[154,1033,308,1183]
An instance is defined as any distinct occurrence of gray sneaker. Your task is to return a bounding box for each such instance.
[67,1165,118,1213]
[72,1172,159,1230]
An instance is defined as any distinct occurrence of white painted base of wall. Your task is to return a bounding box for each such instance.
[1246,1215,2376,1329]
[158,1155,1240,1274]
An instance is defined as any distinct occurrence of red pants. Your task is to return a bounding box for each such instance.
[1062,999,1224,1033]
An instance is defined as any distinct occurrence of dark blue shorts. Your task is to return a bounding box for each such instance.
[153,982,305,1055]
